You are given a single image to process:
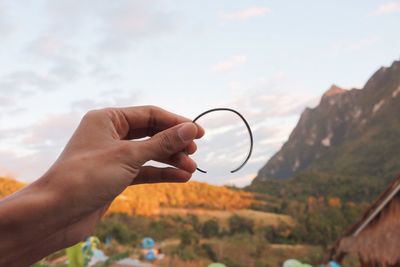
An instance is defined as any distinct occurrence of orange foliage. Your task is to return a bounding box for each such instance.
[328,197,342,207]
[108,181,255,216]
[0,177,255,217]
[0,177,24,199]
[307,196,317,207]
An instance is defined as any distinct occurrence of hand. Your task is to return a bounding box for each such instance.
[0,106,204,266]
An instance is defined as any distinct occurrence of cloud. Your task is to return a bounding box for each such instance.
[27,34,68,59]
[70,91,142,112]
[192,85,315,186]
[0,151,19,178]
[0,85,142,182]
[0,111,82,182]
[212,55,247,72]
[25,34,86,81]
[0,96,15,107]
[0,67,83,97]
[224,173,256,187]
[22,112,81,149]
[348,36,381,50]
[329,36,381,53]
[0,0,15,38]
[370,2,400,16]
[0,71,58,95]
[0,51,83,96]
[96,0,177,52]
[221,6,271,21]
[0,148,60,182]
[43,0,177,53]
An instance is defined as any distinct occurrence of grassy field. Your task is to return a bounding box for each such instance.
[158,208,293,229]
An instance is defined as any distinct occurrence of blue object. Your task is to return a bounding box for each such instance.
[145,250,156,261]
[329,261,341,267]
[141,237,155,249]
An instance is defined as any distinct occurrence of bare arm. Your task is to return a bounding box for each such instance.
[0,106,204,266]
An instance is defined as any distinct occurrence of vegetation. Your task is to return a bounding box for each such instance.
[0,176,369,266]
[0,177,24,198]
[108,181,255,216]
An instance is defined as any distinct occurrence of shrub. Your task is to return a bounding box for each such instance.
[202,219,220,238]
[228,215,254,235]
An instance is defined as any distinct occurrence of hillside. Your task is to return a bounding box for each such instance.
[251,60,400,202]
[0,177,24,198]
[0,177,257,216]
[109,181,256,216]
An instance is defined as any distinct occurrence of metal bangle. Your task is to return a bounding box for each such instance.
[192,108,253,173]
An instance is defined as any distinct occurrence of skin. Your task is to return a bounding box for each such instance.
[0,106,204,267]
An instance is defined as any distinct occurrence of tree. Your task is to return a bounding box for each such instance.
[202,219,220,238]
[229,215,254,235]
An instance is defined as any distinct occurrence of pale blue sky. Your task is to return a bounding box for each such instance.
[0,0,399,185]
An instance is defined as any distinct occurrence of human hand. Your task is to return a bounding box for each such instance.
[0,106,204,266]
[45,106,204,243]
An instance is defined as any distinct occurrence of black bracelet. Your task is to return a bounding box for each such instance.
[192,108,253,173]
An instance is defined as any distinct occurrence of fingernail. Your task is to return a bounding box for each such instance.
[178,123,197,141]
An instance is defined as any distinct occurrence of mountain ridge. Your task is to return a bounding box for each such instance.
[252,60,400,201]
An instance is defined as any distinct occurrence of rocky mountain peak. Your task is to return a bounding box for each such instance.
[321,85,346,101]
[253,60,400,182]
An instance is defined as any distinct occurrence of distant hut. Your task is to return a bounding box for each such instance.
[324,175,400,267]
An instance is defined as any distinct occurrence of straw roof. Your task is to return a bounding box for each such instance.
[326,175,400,265]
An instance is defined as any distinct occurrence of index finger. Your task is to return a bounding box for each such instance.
[117,105,205,140]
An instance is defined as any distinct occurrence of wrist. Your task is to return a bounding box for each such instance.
[0,177,67,264]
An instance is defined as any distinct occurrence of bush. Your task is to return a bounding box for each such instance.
[95,218,137,245]
[228,215,254,235]
[201,243,218,262]
[202,219,220,238]
[179,230,199,247]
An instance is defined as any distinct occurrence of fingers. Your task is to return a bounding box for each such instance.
[131,166,192,185]
[158,152,197,173]
[138,122,198,163]
[118,106,205,139]
[186,141,197,155]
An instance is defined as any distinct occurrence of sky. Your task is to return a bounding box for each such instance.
[0,0,399,186]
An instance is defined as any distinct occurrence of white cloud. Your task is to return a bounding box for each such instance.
[0,90,142,182]
[370,2,400,16]
[0,0,15,38]
[212,55,247,72]
[329,36,381,53]
[348,36,381,50]
[27,35,68,59]
[191,81,315,186]
[0,71,57,95]
[70,92,142,112]
[224,173,256,187]
[0,65,83,97]
[39,1,179,55]
[0,111,82,182]
[0,96,15,107]
[97,1,177,52]
[221,6,271,21]
[22,112,81,149]
[0,148,60,182]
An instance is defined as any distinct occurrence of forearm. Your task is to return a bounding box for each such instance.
[0,106,202,266]
[0,178,67,266]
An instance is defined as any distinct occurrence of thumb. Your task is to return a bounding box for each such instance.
[141,122,198,161]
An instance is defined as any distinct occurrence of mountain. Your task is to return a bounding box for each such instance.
[0,177,256,216]
[251,60,400,201]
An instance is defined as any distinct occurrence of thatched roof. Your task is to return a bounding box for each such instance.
[326,175,400,265]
